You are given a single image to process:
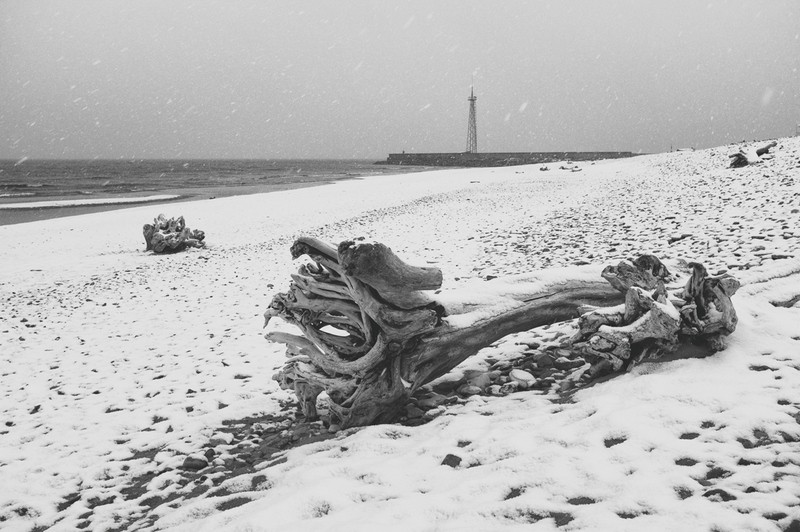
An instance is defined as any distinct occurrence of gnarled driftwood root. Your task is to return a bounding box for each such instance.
[571,258,739,380]
[265,238,624,428]
[143,214,206,253]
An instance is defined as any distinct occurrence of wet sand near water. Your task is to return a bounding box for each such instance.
[0,179,339,226]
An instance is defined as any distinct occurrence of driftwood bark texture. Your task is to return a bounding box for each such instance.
[265,238,739,428]
[143,214,206,253]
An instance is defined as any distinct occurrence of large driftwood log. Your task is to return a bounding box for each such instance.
[143,214,205,253]
[266,238,622,428]
[729,140,777,168]
[265,238,739,428]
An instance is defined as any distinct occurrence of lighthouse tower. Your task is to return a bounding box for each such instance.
[465,86,478,154]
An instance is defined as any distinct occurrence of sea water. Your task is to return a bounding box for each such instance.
[0,159,423,201]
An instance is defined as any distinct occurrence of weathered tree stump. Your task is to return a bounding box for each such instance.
[265,238,739,428]
[143,214,205,253]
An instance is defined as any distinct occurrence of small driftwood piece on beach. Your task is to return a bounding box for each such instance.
[265,238,740,428]
[143,214,205,253]
[729,140,777,168]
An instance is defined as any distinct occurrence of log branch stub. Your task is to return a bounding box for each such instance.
[601,254,672,294]
[338,240,443,309]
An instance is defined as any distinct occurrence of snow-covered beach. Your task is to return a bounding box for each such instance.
[1,139,799,531]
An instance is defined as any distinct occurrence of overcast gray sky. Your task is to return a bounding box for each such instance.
[1,0,798,159]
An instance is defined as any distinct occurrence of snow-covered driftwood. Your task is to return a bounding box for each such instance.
[729,140,777,168]
[572,259,739,381]
[265,238,740,428]
[143,214,206,253]
[265,238,616,428]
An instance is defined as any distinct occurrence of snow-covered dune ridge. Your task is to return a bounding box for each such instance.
[1,138,798,531]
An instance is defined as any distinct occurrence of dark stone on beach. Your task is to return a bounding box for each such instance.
[441,454,462,468]
[431,379,463,396]
[553,357,584,370]
[182,456,208,471]
[457,383,483,396]
[417,393,449,409]
[406,405,425,419]
[534,367,559,379]
[505,487,523,500]
[87,495,116,508]
[705,466,732,480]
[783,519,800,532]
[702,488,737,502]
[532,353,554,368]
[490,360,512,371]
[551,512,574,527]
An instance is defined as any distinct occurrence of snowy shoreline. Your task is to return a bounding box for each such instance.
[0,194,182,209]
[1,139,799,531]
[0,178,353,227]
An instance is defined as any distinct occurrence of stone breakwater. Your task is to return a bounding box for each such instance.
[384,151,636,167]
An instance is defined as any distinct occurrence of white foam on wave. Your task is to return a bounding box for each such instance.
[0,194,180,209]
[0,192,36,198]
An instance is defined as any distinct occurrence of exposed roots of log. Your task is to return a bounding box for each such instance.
[265,238,446,428]
[265,239,740,428]
[266,238,623,428]
[571,260,740,379]
[143,214,205,253]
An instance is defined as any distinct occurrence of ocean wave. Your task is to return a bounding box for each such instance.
[0,194,181,210]
[0,159,409,201]
[0,182,51,188]
[0,192,36,198]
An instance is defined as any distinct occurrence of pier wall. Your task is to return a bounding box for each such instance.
[383,151,635,167]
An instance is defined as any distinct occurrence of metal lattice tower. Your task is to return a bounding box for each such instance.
[465,86,477,153]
